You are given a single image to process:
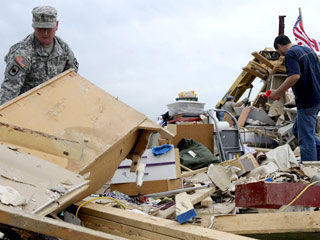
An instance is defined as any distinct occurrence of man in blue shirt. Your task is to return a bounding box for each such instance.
[270,35,320,161]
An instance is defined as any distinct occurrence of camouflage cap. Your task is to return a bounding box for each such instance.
[32,6,57,28]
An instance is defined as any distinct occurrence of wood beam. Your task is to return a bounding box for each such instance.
[81,214,178,240]
[213,211,320,235]
[0,205,126,240]
[76,203,256,240]
[251,52,275,69]
[130,130,152,172]
[242,67,265,80]
[180,167,208,178]
[250,61,269,75]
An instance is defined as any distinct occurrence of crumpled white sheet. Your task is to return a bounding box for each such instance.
[265,144,299,170]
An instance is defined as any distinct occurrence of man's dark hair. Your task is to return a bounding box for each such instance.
[274,35,291,50]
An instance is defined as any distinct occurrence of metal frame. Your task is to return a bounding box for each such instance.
[207,109,245,162]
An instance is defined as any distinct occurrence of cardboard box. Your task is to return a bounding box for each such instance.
[111,148,180,184]
[167,124,214,153]
[111,179,182,196]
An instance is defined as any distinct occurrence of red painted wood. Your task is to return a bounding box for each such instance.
[235,181,320,209]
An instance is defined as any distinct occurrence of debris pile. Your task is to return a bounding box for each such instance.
[0,47,319,240]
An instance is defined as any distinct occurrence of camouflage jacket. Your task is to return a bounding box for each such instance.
[0,33,79,105]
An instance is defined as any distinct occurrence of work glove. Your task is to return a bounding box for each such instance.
[242,97,249,104]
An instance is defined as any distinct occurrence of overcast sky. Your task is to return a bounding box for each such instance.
[1,1,319,119]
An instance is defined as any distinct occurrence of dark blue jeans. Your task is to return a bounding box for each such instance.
[292,103,320,161]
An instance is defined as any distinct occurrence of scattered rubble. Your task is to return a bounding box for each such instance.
[0,47,319,240]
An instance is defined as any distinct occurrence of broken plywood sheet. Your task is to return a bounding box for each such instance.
[0,69,173,207]
[0,69,162,164]
[234,106,275,125]
[0,143,88,216]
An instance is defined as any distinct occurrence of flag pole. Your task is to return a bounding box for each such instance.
[299,7,304,29]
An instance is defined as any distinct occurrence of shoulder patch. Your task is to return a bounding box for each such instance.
[8,65,20,76]
[73,58,79,69]
[14,55,28,68]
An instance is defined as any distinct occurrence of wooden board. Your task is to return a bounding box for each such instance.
[251,51,275,69]
[156,186,216,219]
[175,192,196,223]
[81,214,178,240]
[242,67,265,79]
[213,211,320,235]
[237,107,252,127]
[76,203,256,240]
[0,205,126,240]
[234,107,275,126]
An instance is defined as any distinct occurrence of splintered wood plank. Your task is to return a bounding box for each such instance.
[0,205,126,240]
[76,203,256,240]
[251,52,275,69]
[181,167,208,178]
[252,56,285,107]
[242,67,265,79]
[81,214,178,240]
[156,187,216,219]
[139,118,174,140]
[175,192,196,223]
[213,211,320,235]
[250,61,269,74]
[201,196,213,207]
[130,130,152,172]
[189,187,216,205]
[237,107,252,127]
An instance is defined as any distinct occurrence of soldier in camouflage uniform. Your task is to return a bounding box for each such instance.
[0,6,79,105]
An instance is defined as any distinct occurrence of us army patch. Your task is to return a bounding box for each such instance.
[8,65,20,76]
[15,55,28,68]
[73,58,79,69]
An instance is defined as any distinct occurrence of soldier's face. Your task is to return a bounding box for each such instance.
[34,21,59,46]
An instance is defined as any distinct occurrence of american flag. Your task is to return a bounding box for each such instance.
[293,14,320,52]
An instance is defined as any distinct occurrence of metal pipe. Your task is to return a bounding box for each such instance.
[143,184,211,198]
[32,180,90,214]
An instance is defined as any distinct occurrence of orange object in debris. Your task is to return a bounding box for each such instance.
[263,90,280,100]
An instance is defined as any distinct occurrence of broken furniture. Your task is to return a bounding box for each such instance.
[0,69,173,215]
